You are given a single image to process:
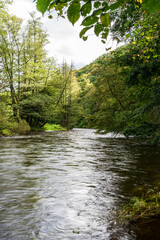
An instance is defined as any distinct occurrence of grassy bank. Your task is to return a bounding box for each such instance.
[31,124,67,132]
[42,123,67,131]
[120,183,160,223]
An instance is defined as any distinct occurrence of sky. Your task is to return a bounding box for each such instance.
[9,0,117,69]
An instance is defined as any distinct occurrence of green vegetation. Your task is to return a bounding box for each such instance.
[120,183,160,222]
[0,0,160,230]
[0,2,82,135]
[0,0,160,148]
[42,123,66,131]
[35,0,160,44]
[75,9,160,145]
[0,118,30,136]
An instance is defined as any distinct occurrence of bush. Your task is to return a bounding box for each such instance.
[0,119,30,136]
[16,119,31,134]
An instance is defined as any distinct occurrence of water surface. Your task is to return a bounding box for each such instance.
[0,129,160,240]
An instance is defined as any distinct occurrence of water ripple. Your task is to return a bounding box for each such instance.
[0,129,160,239]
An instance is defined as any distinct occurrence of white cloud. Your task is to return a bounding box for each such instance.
[9,0,114,69]
[57,45,73,56]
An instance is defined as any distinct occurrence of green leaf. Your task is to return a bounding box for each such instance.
[143,0,160,14]
[102,2,108,7]
[79,26,93,38]
[102,29,109,39]
[101,40,106,44]
[67,1,81,25]
[94,23,103,36]
[100,13,110,27]
[94,2,101,8]
[49,0,60,10]
[93,9,102,16]
[82,36,88,41]
[109,1,122,11]
[81,15,98,26]
[126,33,131,38]
[136,28,141,33]
[106,47,111,51]
[124,21,129,27]
[81,2,92,17]
[103,5,109,12]
[37,0,51,14]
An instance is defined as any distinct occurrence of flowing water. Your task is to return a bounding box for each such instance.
[0,129,160,240]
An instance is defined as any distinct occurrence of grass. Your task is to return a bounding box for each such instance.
[42,123,66,131]
[119,182,160,223]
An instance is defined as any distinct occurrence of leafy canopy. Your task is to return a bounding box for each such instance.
[35,0,160,43]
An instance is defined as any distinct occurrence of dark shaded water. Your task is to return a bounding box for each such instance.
[0,129,160,240]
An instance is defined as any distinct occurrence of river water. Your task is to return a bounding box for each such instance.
[0,129,160,240]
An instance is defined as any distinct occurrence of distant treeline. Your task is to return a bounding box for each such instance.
[0,1,160,145]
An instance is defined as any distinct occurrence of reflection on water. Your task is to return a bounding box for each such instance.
[0,129,160,240]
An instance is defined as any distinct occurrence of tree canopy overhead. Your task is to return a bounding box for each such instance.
[35,0,160,42]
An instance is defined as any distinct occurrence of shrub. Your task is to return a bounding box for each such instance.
[1,119,30,136]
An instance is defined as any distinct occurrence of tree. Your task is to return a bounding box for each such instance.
[0,12,23,116]
[18,92,55,127]
[89,37,160,144]
[54,62,80,129]
[0,11,50,119]
[0,3,83,132]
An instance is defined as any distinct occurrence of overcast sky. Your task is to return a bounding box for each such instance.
[9,0,117,69]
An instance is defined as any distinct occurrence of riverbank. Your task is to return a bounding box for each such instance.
[0,119,30,136]
[0,122,66,136]
[120,182,160,239]
[120,182,160,221]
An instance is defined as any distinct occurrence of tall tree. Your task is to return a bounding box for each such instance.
[0,13,23,116]
[55,62,80,129]
[0,11,49,119]
[21,12,49,96]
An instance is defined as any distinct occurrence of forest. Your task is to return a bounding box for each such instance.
[0,0,160,145]
[1,1,160,238]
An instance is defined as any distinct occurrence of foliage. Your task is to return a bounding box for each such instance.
[0,118,30,136]
[110,0,142,42]
[42,123,66,131]
[75,65,98,128]
[35,0,160,43]
[120,183,160,222]
[0,10,49,117]
[1,1,160,140]
[75,10,160,136]
[18,93,55,128]
[90,6,160,143]
[76,54,106,82]
[0,8,81,133]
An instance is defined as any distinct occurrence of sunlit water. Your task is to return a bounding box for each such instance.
[0,129,160,240]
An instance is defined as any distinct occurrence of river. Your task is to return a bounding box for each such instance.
[0,129,160,240]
